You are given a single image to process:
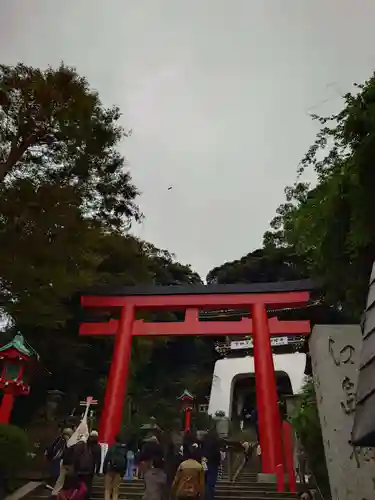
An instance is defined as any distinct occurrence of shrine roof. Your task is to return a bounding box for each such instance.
[177,389,194,400]
[81,279,316,297]
[0,333,40,359]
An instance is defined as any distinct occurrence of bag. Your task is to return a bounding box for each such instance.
[47,437,65,460]
[177,471,201,498]
[62,446,76,466]
[77,445,94,473]
[109,445,127,472]
[57,482,87,500]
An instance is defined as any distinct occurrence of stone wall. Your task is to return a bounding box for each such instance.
[309,325,375,500]
[352,262,375,445]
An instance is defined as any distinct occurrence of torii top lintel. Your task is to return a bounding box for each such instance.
[79,280,314,338]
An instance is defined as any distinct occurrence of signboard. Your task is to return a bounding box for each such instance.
[230,336,289,350]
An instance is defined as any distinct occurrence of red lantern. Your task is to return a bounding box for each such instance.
[177,389,194,432]
[0,333,41,423]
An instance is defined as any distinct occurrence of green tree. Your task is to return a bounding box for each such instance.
[291,379,330,496]
[0,62,140,228]
[264,74,375,317]
[0,180,104,326]
[206,247,308,284]
[0,62,210,427]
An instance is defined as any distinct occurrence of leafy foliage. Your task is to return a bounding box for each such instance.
[0,62,214,428]
[0,424,30,479]
[291,379,330,496]
[264,74,375,317]
[0,62,140,228]
[206,247,308,284]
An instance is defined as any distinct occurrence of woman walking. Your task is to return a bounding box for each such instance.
[202,430,221,500]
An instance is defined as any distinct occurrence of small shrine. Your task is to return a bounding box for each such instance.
[177,389,194,431]
[0,333,41,423]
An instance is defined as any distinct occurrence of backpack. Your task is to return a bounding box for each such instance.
[57,482,87,500]
[47,437,65,461]
[109,445,127,472]
[177,470,201,498]
[76,444,94,473]
[58,474,87,500]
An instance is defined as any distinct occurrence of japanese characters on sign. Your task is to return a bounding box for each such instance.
[328,337,375,470]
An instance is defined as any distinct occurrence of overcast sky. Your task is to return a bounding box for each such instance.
[1,1,375,278]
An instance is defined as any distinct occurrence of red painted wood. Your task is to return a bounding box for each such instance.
[0,393,15,423]
[185,409,191,432]
[98,305,134,445]
[252,303,283,474]
[80,317,310,337]
[276,463,285,493]
[81,290,309,309]
[80,288,311,446]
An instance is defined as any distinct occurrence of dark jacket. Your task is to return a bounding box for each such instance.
[87,436,102,474]
[139,440,164,464]
[46,435,66,461]
[143,467,167,500]
[103,443,127,475]
[62,441,85,467]
[202,434,221,469]
[127,437,138,454]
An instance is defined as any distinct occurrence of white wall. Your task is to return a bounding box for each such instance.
[208,352,306,418]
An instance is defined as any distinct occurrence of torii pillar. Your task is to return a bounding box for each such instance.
[79,281,311,475]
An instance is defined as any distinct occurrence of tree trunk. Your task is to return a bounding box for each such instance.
[0,135,36,182]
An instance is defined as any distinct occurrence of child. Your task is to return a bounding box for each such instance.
[57,474,87,500]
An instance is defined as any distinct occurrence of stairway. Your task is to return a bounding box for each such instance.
[25,469,298,500]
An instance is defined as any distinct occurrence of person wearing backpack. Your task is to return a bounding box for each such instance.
[75,432,101,500]
[103,434,127,500]
[46,428,74,490]
[125,434,138,480]
[202,429,221,500]
[171,446,205,500]
[143,456,167,500]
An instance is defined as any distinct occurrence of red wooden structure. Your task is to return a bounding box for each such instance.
[79,281,311,477]
[178,389,194,432]
[0,333,41,423]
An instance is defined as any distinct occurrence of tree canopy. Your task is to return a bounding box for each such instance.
[264,74,375,318]
[206,247,308,285]
[0,63,140,228]
[0,62,215,427]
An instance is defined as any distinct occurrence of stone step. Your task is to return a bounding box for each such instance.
[91,484,277,491]
[26,484,298,500]
[29,493,297,500]
[31,497,297,500]
[90,486,279,495]
[89,482,276,491]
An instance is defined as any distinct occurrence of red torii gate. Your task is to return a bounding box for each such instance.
[79,281,311,475]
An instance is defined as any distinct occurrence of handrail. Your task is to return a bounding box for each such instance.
[306,466,325,500]
[295,439,326,500]
[232,455,246,482]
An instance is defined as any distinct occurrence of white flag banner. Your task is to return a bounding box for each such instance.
[67,400,90,447]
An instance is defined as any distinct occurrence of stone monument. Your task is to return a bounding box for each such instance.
[309,325,375,500]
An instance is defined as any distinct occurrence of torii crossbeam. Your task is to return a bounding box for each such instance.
[79,280,312,475]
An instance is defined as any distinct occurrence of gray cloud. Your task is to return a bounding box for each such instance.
[1,0,375,277]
